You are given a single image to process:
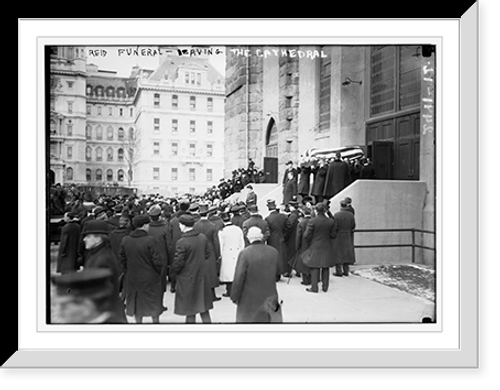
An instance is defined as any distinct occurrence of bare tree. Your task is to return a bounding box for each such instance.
[121,127,140,187]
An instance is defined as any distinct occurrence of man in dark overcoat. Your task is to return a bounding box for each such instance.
[323,152,350,200]
[332,200,356,277]
[301,203,338,293]
[311,158,328,204]
[293,207,312,285]
[80,220,127,323]
[171,214,213,323]
[119,214,164,324]
[283,171,298,207]
[147,204,173,302]
[283,200,301,278]
[231,226,280,323]
[194,204,222,302]
[297,164,312,203]
[242,204,270,247]
[57,212,81,275]
[264,200,287,280]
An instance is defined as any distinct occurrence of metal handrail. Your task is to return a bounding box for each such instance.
[353,228,435,263]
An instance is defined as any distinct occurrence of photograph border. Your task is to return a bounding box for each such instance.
[10,9,478,368]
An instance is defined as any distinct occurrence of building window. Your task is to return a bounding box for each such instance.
[67,102,73,113]
[153,141,160,155]
[207,121,213,134]
[96,147,103,161]
[96,126,103,140]
[189,168,195,181]
[107,169,113,182]
[189,187,196,194]
[190,96,196,110]
[67,146,72,159]
[96,169,102,181]
[185,72,190,84]
[107,147,113,161]
[50,120,57,135]
[319,49,331,132]
[86,146,92,161]
[118,128,124,140]
[190,120,196,134]
[171,142,178,156]
[129,128,134,141]
[118,148,124,161]
[117,88,125,98]
[197,73,201,86]
[119,108,123,116]
[207,97,213,112]
[191,72,195,84]
[67,81,74,89]
[189,143,196,156]
[66,167,73,181]
[171,187,178,195]
[107,126,113,140]
[86,169,92,181]
[106,87,114,98]
[117,169,124,182]
[154,93,160,107]
[86,125,92,139]
[370,46,396,117]
[96,86,103,97]
[206,144,213,157]
[206,168,213,182]
[171,167,178,181]
[87,105,91,115]
[97,106,102,116]
[67,123,73,136]
[154,118,160,133]
[172,119,178,134]
[130,108,134,117]
[172,95,178,109]
[86,85,93,96]
[108,106,113,116]
[153,167,160,180]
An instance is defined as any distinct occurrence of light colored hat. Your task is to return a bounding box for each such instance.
[247,226,263,243]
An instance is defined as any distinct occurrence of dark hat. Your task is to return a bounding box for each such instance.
[51,268,113,300]
[301,195,313,205]
[114,204,124,213]
[133,214,150,228]
[92,206,105,217]
[248,204,258,213]
[148,204,162,217]
[266,199,277,209]
[289,200,299,207]
[81,220,110,236]
[343,197,352,204]
[220,212,231,222]
[179,213,196,227]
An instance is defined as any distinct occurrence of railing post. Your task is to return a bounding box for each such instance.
[411,228,416,263]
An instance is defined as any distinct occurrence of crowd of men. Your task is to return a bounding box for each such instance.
[50,155,359,325]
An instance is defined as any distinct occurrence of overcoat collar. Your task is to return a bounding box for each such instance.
[130,229,148,238]
[181,230,199,238]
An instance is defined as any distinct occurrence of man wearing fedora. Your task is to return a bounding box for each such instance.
[332,200,356,277]
[80,219,127,323]
[194,203,222,302]
[171,214,213,323]
[264,199,287,281]
[284,199,301,278]
[119,214,164,324]
[56,211,81,275]
[147,204,173,303]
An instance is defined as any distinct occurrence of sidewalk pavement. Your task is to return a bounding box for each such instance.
[152,267,435,324]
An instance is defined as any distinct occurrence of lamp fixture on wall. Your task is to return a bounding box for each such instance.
[342,77,362,86]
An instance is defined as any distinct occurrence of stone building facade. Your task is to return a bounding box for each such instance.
[49,46,225,197]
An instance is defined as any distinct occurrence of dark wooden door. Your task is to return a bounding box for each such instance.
[372,141,394,179]
[263,157,278,183]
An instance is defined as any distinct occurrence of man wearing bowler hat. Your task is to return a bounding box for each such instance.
[171,214,213,323]
[264,199,287,281]
[242,204,270,247]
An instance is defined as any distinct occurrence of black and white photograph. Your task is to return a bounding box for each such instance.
[12,10,490,377]
[47,43,437,325]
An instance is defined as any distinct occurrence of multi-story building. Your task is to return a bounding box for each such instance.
[49,46,225,198]
[132,49,225,197]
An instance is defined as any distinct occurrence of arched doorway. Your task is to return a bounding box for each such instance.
[264,117,279,183]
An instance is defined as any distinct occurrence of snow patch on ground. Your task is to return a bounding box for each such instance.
[351,264,435,302]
